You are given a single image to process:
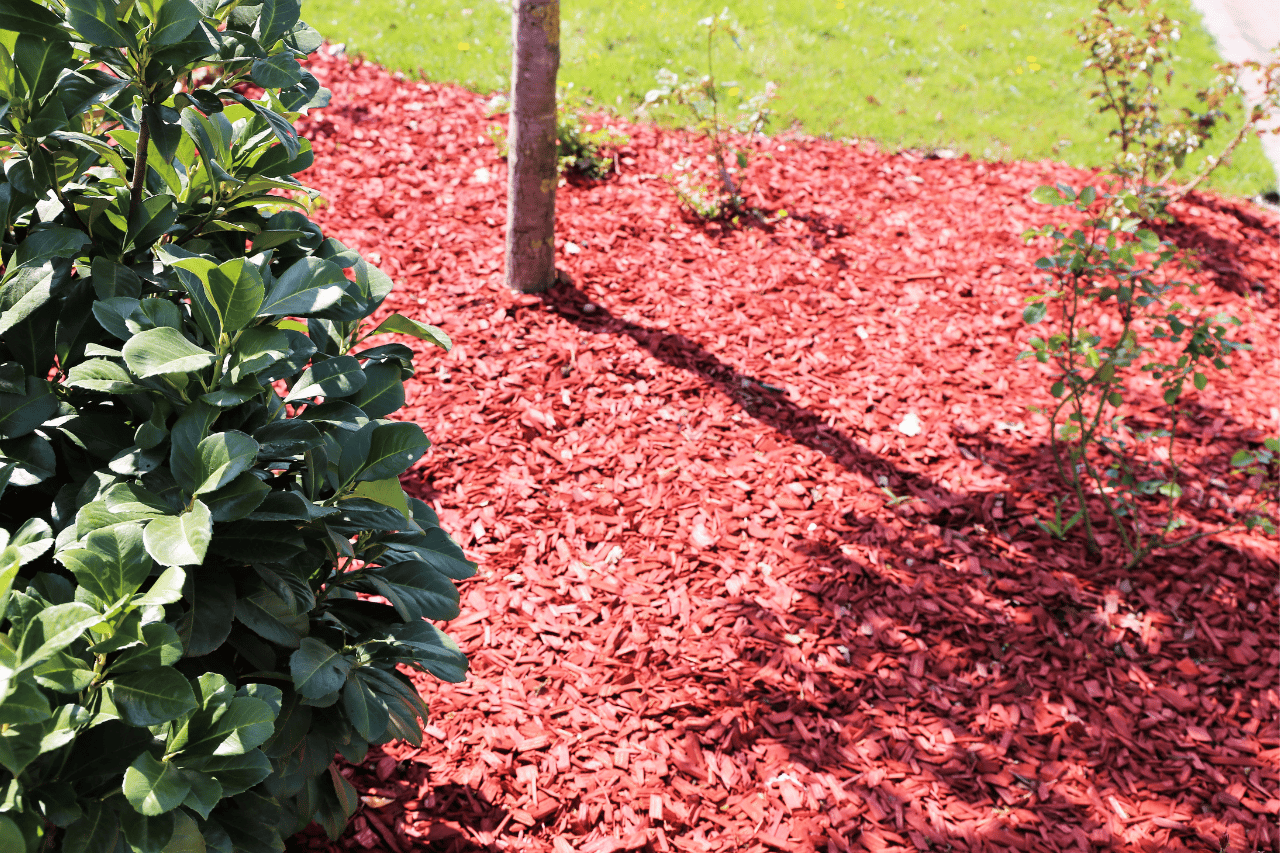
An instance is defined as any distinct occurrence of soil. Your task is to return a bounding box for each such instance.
[285,48,1280,853]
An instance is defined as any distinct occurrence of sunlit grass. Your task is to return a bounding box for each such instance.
[304,0,1276,197]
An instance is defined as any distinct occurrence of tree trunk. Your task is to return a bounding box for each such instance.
[505,0,560,293]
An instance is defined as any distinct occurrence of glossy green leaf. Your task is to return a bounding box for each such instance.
[185,751,272,797]
[14,34,73,101]
[181,695,276,757]
[204,473,270,523]
[150,0,200,45]
[0,0,70,41]
[186,431,260,496]
[111,622,184,673]
[65,358,148,393]
[258,257,349,317]
[58,522,151,603]
[357,421,430,482]
[234,587,305,647]
[256,0,302,45]
[369,313,451,351]
[367,561,460,621]
[348,361,405,418]
[17,602,103,672]
[388,621,469,683]
[144,501,213,567]
[285,355,365,401]
[250,54,303,89]
[348,477,412,521]
[0,680,52,724]
[125,753,192,816]
[33,649,95,693]
[161,811,207,853]
[65,0,131,47]
[123,327,217,378]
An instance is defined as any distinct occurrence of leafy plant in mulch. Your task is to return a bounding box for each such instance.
[487,83,631,180]
[643,9,776,221]
[1021,184,1277,567]
[0,0,471,850]
[1078,0,1280,220]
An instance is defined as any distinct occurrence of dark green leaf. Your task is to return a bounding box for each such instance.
[177,572,236,657]
[33,649,95,692]
[0,680,52,724]
[256,0,302,44]
[349,362,405,418]
[285,355,365,402]
[65,0,132,47]
[186,750,272,797]
[14,34,72,101]
[289,637,353,699]
[357,421,430,482]
[235,587,305,648]
[1022,302,1047,325]
[387,621,469,683]
[342,670,389,742]
[119,808,175,853]
[11,225,89,267]
[0,376,58,439]
[204,472,270,522]
[366,561,460,621]
[63,803,122,853]
[252,419,322,457]
[110,622,183,673]
[110,667,198,726]
[250,54,303,89]
[0,0,70,41]
[150,0,201,45]
[65,359,148,394]
[125,194,178,252]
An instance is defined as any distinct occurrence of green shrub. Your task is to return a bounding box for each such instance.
[1020,184,1277,566]
[0,1,472,850]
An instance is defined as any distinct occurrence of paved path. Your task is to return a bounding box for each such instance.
[1188,0,1280,189]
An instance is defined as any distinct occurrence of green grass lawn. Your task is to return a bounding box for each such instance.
[303,0,1277,197]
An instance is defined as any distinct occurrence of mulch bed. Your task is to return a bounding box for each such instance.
[285,48,1279,853]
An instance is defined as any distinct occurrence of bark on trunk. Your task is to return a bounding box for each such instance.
[505,0,560,294]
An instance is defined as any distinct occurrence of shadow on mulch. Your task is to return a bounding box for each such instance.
[1157,193,1279,299]
[289,778,509,853]
[534,276,1276,852]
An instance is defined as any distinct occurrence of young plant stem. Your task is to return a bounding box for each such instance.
[1170,113,1258,201]
[129,108,151,218]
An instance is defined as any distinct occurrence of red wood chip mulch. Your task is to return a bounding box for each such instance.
[286,50,1279,853]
